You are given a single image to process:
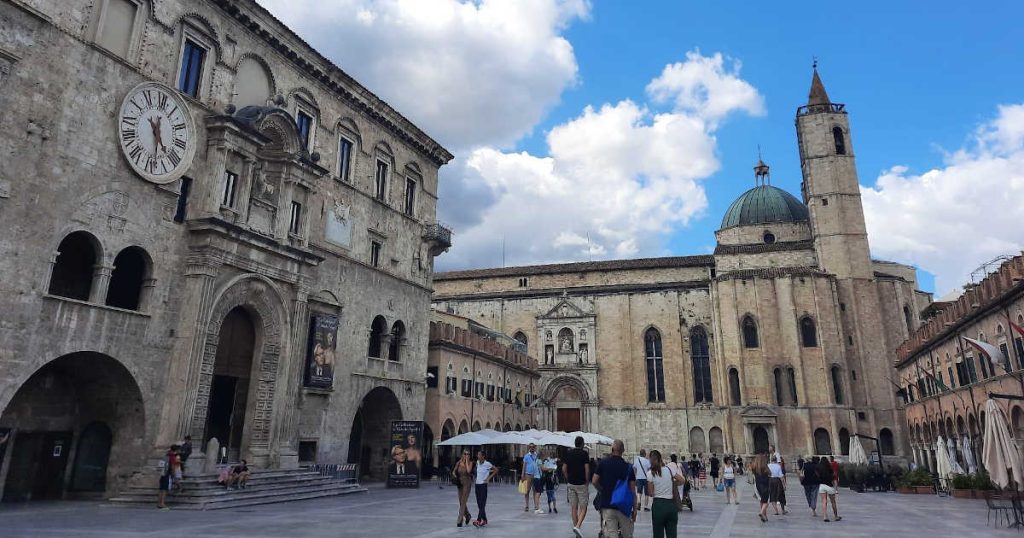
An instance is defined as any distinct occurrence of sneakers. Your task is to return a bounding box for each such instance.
[572,527,583,538]
[534,509,544,514]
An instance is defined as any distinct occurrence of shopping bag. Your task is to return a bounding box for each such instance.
[716,482,725,492]
[518,479,529,495]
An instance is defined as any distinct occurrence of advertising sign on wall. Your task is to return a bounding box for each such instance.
[304,314,339,388]
[387,420,423,488]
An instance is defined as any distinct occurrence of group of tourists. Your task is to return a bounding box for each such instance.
[748,446,842,524]
[155,435,253,510]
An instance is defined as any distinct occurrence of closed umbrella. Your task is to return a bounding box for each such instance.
[935,436,953,483]
[848,435,869,465]
[982,398,1024,490]
[962,435,978,474]
[947,441,964,475]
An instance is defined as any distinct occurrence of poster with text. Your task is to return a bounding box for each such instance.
[387,420,423,488]
[304,314,338,388]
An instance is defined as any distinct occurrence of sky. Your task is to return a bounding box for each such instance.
[260,0,1024,295]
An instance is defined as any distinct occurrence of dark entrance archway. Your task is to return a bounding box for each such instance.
[204,307,256,463]
[1,352,144,501]
[752,426,770,454]
[348,387,402,481]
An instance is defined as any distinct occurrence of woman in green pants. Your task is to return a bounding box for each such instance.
[646,450,684,538]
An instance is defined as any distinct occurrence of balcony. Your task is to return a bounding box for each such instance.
[797,102,846,116]
[422,222,453,256]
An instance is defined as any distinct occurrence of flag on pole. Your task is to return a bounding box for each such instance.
[963,336,1009,374]
[922,369,949,392]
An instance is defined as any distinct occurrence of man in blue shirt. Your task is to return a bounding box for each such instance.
[592,440,636,538]
[521,443,543,513]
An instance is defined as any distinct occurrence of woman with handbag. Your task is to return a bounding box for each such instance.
[453,450,474,527]
[646,450,684,538]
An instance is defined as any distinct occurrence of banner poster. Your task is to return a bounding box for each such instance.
[304,314,339,388]
[387,420,423,488]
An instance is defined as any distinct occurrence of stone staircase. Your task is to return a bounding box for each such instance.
[108,468,367,510]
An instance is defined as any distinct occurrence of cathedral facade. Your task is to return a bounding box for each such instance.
[0,0,450,501]
[433,70,930,460]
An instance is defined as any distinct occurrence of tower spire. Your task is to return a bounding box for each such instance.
[808,60,831,106]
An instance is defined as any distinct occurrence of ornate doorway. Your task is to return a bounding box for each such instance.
[204,307,256,462]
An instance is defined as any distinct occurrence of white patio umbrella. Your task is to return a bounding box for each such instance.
[947,441,964,475]
[983,398,1024,490]
[492,431,536,445]
[438,431,498,446]
[935,436,953,483]
[569,431,614,445]
[536,432,576,447]
[848,435,869,465]
[962,435,978,474]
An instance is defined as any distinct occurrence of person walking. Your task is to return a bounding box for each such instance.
[453,450,474,527]
[697,459,707,490]
[688,455,700,490]
[817,457,841,522]
[799,456,820,517]
[709,453,720,489]
[751,454,771,523]
[562,436,591,538]
[593,440,637,538]
[736,455,744,475]
[767,455,787,515]
[722,456,738,504]
[647,450,682,538]
[522,443,543,513]
[472,450,498,527]
[633,449,652,513]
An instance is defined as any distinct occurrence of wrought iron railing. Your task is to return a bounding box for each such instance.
[796,102,846,116]
[423,222,453,249]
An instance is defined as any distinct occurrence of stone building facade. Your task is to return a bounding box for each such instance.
[434,70,931,461]
[425,312,540,470]
[895,255,1024,472]
[0,0,451,501]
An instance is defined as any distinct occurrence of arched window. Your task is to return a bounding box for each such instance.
[513,331,528,349]
[689,426,706,453]
[839,428,851,456]
[728,368,742,406]
[800,316,818,347]
[879,428,895,455]
[445,363,456,394]
[644,328,665,402]
[389,321,405,361]
[773,368,784,405]
[903,305,914,335]
[814,428,833,455]
[786,366,798,405]
[691,326,712,404]
[368,316,387,358]
[741,315,759,348]
[49,231,100,301]
[831,365,844,405]
[105,246,149,310]
[833,126,846,155]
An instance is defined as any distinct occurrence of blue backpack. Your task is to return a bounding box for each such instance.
[609,477,635,517]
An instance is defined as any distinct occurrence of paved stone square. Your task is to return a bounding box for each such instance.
[0,479,1016,537]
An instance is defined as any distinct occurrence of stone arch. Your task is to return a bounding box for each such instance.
[879,428,896,456]
[289,87,320,111]
[173,12,224,62]
[689,426,706,453]
[256,108,303,155]
[48,231,104,301]
[349,386,402,480]
[105,246,153,311]
[709,427,724,454]
[541,375,592,402]
[0,352,146,499]
[188,275,288,457]
[813,427,832,455]
[741,314,759,348]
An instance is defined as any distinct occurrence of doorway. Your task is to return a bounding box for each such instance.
[348,387,402,480]
[3,432,72,501]
[752,425,770,454]
[557,408,581,432]
[205,307,256,462]
[70,422,112,492]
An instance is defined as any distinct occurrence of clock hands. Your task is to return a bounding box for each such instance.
[148,116,167,155]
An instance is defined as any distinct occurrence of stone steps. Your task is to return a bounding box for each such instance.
[108,469,367,510]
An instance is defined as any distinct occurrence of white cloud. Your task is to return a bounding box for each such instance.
[439,51,763,269]
[258,0,588,149]
[863,104,1024,294]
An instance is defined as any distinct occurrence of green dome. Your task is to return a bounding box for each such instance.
[720,185,809,229]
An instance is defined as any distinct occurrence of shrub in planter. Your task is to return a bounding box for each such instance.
[972,471,995,491]
[950,474,974,498]
[896,468,934,492]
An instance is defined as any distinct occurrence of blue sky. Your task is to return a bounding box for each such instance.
[265,0,1024,294]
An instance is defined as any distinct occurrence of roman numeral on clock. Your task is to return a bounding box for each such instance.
[122,116,138,128]
[121,128,136,141]
[128,145,143,164]
[173,138,187,150]
[158,93,168,111]
[168,150,181,168]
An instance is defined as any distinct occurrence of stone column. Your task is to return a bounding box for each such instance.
[89,264,114,303]
[139,277,157,312]
[272,282,309,469]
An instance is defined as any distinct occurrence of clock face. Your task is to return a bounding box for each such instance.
[118,82,196,184]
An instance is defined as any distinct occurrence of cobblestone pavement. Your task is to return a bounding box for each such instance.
[0,478,1017,537]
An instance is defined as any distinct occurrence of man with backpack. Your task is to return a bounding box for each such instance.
[592,440,636,538]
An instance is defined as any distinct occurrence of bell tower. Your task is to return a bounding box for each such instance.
[796,65,872,279]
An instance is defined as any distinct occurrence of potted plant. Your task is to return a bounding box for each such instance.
[896,468,934,494]
[973,471,995,495]
[950,473,974,498]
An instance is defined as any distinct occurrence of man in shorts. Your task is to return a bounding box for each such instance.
[593,440,636,538]
[633,448,651,512]
[562,436,591,537]
[709,453,720,488]
[522,444,543,513]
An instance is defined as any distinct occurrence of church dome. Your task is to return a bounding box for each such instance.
[720,184,809,229]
